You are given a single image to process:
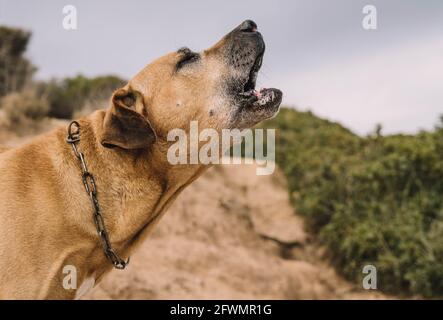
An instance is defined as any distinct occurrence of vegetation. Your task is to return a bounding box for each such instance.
[0,26,126,124]
[0,26,36,96]
[1,90,49,126]
[261,108,443,297]
[36,75,126,119]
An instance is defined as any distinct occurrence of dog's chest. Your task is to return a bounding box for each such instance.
[75,276,96,299]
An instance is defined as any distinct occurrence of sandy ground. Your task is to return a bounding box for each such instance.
[1,121,386,299]
[84,163,385,299]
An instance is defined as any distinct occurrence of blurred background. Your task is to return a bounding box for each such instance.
[1,0,442,299]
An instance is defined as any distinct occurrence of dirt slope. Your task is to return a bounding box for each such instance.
[84,163,384,299]
[0,124,385,299]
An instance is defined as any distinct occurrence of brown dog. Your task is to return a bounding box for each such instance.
[0,20,282,299]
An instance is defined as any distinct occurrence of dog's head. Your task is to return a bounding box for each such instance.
[100,20,282,150]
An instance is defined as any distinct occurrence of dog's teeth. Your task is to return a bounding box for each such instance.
[239,90,252,97]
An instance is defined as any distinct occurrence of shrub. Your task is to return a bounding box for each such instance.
[37,75,126,119]
[0,26,36,97]
[261,107,443,297]
[0,90,49,126]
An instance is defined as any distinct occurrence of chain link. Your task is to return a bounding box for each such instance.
[67,121,129,270]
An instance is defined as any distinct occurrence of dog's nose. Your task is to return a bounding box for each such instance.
[239,20,257,32]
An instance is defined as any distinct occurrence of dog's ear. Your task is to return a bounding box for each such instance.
[100,88,156,149]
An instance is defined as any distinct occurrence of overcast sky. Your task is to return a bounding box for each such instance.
[1,0,442,135]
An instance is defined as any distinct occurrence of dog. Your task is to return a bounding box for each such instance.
[0,20,282,299]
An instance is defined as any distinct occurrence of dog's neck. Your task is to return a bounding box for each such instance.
[64,110,208,281]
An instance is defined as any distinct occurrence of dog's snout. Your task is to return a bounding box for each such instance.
[239,20,257,33]
[211,20,265,73]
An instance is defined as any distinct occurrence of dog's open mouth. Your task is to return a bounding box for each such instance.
[237,52,282,112]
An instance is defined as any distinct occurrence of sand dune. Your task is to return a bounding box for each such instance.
[84,163,385,299]
[0,125,385,299]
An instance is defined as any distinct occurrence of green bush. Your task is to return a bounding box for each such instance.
[0,26,36,97]
[37,75,126,119]
[261,108,443,297]
[1,25,126,119]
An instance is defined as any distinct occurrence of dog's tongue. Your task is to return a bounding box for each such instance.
[253,88,267,98]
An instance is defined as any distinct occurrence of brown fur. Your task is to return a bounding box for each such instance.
[0,21,280,299]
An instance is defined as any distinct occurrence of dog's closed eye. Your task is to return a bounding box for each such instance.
[176,47,200,70]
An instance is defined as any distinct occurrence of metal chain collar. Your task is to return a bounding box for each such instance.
[66,121,129,270]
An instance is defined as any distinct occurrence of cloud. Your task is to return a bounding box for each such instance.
[2,0,441,135]
[277,33,443,135]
